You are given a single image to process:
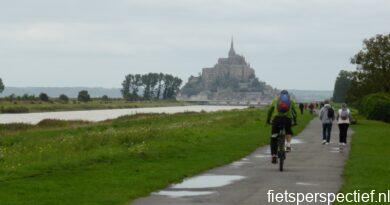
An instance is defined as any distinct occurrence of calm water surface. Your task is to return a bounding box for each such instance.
[0,105,247,124]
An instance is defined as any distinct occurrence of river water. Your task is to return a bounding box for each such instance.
[0,105,247,124]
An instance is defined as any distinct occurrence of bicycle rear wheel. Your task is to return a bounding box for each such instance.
[278,134,286,172]
[279,156,284,172]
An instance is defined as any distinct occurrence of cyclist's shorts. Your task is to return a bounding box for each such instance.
[271,116,293,135]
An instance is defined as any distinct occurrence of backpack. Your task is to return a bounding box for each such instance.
[327,107,334,119]
[340,109,349,120]
[277,93,291,113]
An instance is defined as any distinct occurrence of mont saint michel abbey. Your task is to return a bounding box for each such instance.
[201,40,255,89]
[180,39,277,103]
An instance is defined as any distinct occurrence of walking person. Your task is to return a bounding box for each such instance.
[299,102,304,115]
[336,103,352,149]
[319,100,334,144]
[308,103,314,115]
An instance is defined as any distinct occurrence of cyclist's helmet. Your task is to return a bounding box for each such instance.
[280,90,289,95]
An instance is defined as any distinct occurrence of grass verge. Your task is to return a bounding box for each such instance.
[0,108,313,205]
[337,118,390,204]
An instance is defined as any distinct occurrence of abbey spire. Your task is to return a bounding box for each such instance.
[228,37,236,57]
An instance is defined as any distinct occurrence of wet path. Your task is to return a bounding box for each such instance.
[0,105,246,124]
[132,118,352,205]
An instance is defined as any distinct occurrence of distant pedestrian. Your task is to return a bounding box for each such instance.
[299,102,304,115]
[308,103,315,114]
[336,103,352,147]
[319,100,334,144]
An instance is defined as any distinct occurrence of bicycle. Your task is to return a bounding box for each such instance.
[277,124,286,172]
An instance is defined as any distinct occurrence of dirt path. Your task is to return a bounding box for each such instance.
[132,118,352,205]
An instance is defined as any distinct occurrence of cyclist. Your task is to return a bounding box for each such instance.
[267,90,297,164]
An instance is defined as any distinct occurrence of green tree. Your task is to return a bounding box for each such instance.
[122,73,182,101]
[163,75,182,99]
[39,93,50,102]
[348,33,390,102]
[333,70,353,103]
[101,95,109,101]
[141,73,159,100]
[59,94,69,103]
[121,74,141,101]
[78,90,91,102]
[156,73,165,99]
[0,78,4,94]
[121,74,132,100]
[22,94,36,101]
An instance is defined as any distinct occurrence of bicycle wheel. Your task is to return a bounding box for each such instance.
[279,154,284,172]
[278,134,285,172]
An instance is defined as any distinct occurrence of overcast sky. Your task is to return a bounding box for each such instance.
[0,0,389,90]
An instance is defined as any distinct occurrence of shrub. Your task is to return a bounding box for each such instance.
[0,106,29,113]
[37,119,90,128]
[39,93,50,102]
[101,95,109,101]
[59,94,69,103]
[0,123,33,134]
[359,93,390,123]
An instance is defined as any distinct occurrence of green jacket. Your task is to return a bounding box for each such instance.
[266,98,297,123]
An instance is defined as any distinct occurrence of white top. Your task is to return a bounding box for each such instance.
[337,108,351,124]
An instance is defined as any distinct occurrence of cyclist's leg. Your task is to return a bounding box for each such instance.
[285,117,293,151]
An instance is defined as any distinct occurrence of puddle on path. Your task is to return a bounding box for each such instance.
[231,161,251,168]
[330,147,342,153]
[155,190,215,198]
[331,147,341,150]
[171,175,246,189]
[296,182,318,186]
[291,138,305,144]
[264,148,271,154]
[255,154,268,158]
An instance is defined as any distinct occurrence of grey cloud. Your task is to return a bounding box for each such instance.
[0,0,389,89]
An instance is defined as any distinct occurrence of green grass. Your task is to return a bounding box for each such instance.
[0,99,189,113]
[337,118,390,204]
[0,108,313,205]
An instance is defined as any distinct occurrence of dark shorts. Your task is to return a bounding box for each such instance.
[271,116,293,135]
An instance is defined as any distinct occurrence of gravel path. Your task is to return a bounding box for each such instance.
[132,118,352,205]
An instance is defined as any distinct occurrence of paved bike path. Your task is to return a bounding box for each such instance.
[132,118,352,205]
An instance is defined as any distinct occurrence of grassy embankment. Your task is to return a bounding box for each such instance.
[0,99,189,113]
[0,108,313,205]
[337,118,390,204]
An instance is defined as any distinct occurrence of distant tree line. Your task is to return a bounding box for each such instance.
[121,73,182,101]
[333,34,389,103]
[332,70,353,103]
[333,33,390,122]
[0,78,4,94]
[1,90,97,103]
